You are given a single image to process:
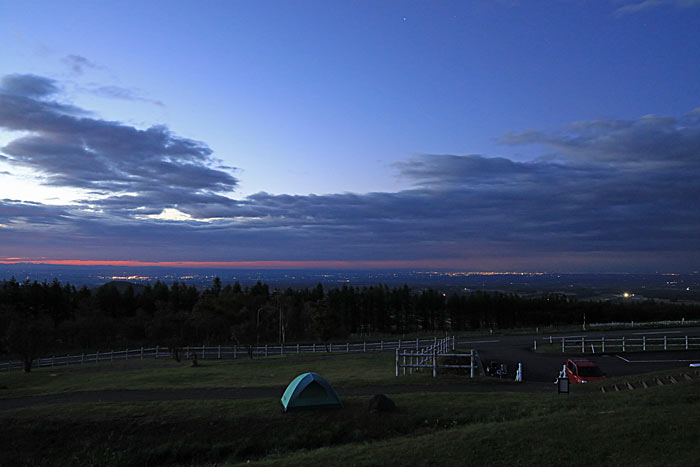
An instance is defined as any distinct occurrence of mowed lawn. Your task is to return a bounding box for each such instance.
[1,352,699,466]
[0,352,409,398]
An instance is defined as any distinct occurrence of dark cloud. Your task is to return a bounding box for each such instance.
[1,74,60,98]
[615,0,700,15]
[0,73,697,271]
[90,85,164,106]
[63,54,97,74]
[0,73,238,218]
[501,111,700,166]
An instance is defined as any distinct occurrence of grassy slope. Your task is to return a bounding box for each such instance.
[1,354,699,466]
[0,353,411,398]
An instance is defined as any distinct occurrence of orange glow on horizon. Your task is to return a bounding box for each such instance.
[0,258,450,269]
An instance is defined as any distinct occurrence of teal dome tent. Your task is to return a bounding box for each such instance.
[281,372,343,412]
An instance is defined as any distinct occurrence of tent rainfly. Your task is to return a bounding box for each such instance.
[280,372,343,412]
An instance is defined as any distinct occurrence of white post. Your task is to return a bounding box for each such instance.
[313,343,316,353]
[416,337,419,350]
[363,341,366,352]
[622,337,625,352]
[581,338,585,353]
[403,351,406,376]
[643,336,646,351]
[141,347,144,360]
[686,336,689,350]
[398,339,401,349]
[346,342,349,353]
[533,340,537,351]
[234,345,237,359]
[452,336,456,351]
[432,348,437,378]
[562,338,565,353]
[602,337,605,353]
[395,349,399,377]
[410,351,413,375]
[515,363,522,382]
[664,336,667,351]
[470,350,475,378]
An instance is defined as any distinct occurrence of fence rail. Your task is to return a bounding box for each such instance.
[0,337,452,371]
[395,336,474,378]
[546,335,700,354]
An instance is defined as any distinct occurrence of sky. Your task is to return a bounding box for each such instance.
[1,0,699,273]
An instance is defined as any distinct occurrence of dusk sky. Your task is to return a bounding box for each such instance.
[1,0,699,272]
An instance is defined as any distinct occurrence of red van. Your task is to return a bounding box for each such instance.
[566,358,606,383]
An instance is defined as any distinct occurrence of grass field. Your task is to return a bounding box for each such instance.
[1,352,698,466]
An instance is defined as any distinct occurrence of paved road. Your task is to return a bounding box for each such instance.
[458,326,700,383]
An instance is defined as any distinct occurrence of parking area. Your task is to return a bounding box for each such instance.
[460,328,700,383]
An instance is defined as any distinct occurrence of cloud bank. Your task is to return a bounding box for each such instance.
[0,74,238,218]
[1,73,699,272]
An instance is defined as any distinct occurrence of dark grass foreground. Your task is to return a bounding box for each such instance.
[2,379,699,466]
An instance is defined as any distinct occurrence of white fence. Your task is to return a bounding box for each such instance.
[588,319,700,329]
[395,336,475,378]
[551,335,700,354]
[0,337,449,371]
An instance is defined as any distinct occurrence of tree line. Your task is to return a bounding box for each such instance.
[2,277,699,371]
